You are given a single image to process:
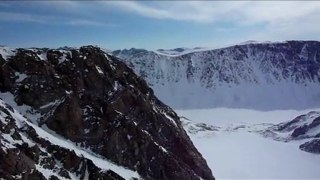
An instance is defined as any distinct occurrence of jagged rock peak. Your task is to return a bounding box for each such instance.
[0,46,214,180]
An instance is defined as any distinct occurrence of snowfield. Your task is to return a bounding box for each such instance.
[177,108,320,179]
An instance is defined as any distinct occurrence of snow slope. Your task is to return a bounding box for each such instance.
[155,47,211,56]
[177,108,320,179]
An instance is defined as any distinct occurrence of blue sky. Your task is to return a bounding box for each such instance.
[0,1,320,50]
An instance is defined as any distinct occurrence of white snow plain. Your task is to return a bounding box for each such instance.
[177,108,320,179]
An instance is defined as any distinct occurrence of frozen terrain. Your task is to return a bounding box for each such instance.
[177,108,320,179]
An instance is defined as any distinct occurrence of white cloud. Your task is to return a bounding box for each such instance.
[105,1,320,25]
[105,1,245,23]
[0,11,111,27]
[3,1,320,30]
[1,1,319,45]
[236,2,320,41]
[0,1,113,27]
[0,11,47,23]
[105,1,320,41]
[238,2,320,24]
[65,19,116,27]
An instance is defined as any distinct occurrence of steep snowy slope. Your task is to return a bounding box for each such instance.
[0,98,140,179]
[113,41,320,110]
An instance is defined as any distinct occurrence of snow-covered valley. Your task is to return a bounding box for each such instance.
[178,108,320,179]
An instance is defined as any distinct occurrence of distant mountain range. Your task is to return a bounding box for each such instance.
[112,41,320,110]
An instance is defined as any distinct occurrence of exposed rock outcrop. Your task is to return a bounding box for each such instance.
[300,139,320,154]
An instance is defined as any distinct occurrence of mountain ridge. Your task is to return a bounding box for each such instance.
[111,40,320,110]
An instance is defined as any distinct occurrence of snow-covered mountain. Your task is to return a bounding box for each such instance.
[274,111,320,140]
[264,111,320,154]
[155,47,209,56]
[0,46,214,180]
[112,41,320,110]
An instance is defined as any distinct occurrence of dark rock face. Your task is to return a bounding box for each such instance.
[0,46,214,179]
[291,125,309,138]
[300,139,320,154]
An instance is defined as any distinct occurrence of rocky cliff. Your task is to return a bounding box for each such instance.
[0,46,214,180]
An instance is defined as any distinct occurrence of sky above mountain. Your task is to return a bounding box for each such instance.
[1,1,320,50]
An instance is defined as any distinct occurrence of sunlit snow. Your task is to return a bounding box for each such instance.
[177,108,320,179]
